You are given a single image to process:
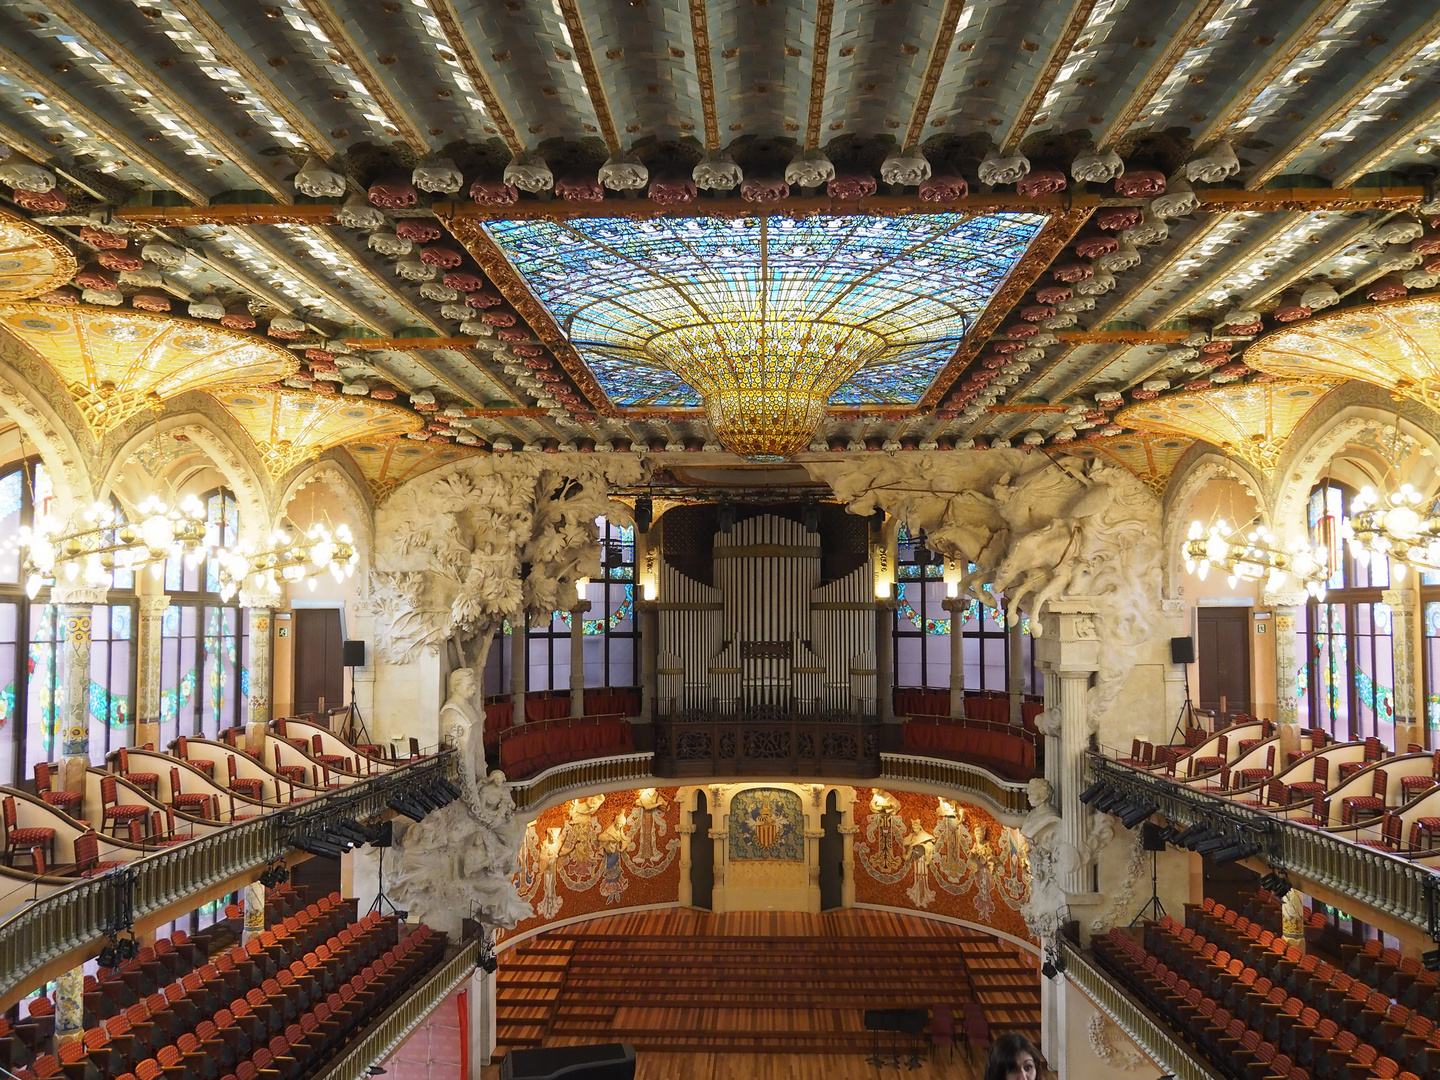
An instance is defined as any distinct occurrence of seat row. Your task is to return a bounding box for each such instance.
[497,717,634,779]
[899,720,1036,781]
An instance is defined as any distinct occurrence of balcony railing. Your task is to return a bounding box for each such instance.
[652,709,881,778]
[880,753,1030,816]
[313,935,481,1080]
[0,751,457,1007]
[508,752,656,813]
[1088,753,1440,936]
[1060,940,1226,1080]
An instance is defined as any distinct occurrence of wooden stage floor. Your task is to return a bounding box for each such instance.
[482,1049,984,1079]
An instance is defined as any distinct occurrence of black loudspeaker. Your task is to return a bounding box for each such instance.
[1141,822,1168,851]
[342,640,366,668]
[634,496,652,534]
[1170,636,1195,665]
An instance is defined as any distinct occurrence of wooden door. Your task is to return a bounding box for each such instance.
[293,608,344,715]
[1197,607,1252,714]
[689,792,713,910]
[819,790,844,911]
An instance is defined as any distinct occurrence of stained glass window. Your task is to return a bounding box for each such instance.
[484,212,1046,408]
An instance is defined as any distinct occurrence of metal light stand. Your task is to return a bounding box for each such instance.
[1168,667,1199,748]
[1131,846,1167,925]
[344,662,373,750]
[367,822,405,919]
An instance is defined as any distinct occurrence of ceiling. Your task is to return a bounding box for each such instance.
[1,0,1439,486]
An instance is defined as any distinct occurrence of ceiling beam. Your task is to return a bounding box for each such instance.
[1191,0,1350,149]
[306,228,443,333]
[1095,0,1227,149]
[1335,93,1440,187]
[803,0,838,151]
[110,184,1427,228]
[227,226,393,334]
[687,0,721,151]
[427,0,525,156]
[997,0,1098,156]
[1246,11,1440,188]
[295,0,431,154]
[0,44,210,205]
[903,0,967,151]
[554,0,621,153]
[39,0,292,202]
[162,0,333,155]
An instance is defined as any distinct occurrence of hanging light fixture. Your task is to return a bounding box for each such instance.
[12,494,209,599]
[214,522,358,602]
[1184,518,1330,598]
[1341,484,1440,580]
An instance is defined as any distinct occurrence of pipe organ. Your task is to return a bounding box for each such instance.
[656,512,877,715]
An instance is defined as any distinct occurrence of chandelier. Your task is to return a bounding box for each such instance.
[213,523,358,602]
[13,494,208,599]
[1342,484,1440,579]
[1184,519,1330,598]
[652,319,881,460]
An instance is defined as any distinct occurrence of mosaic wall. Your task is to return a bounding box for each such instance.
[728,787,805,862]
[509,787,682,936]
[851,787,1033,943]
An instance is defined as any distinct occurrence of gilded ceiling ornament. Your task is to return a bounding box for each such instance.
[1114,378,1341,473]
[0,210,77,302]
[1244,296,1440,410]
[1053,431,1195,497]
[0,301,299,437]
[211,387,425,480]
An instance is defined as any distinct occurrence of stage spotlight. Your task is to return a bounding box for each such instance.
[1212,840,1261,866]
[1157,826,1180,846]
[1423,950,1440,973]
[293,834,346,859]
[98,941,118,969]
[1259,872,1280,891]
[1079,781,1107,805]
[1053,952,1066,975]
[371,821,394,848]
[117,936,138,962]
[1095,789,1128,814]
[387,796,426,823]
[1041,954,1058,980]
[1196,832,1233,856]
[1271,879,1291,900]
[1174,822,1210,848]
[1121,801,1158,829]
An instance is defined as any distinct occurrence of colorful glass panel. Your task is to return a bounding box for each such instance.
[483,212,1046,407]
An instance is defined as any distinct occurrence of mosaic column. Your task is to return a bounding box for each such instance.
[637,600,658,722]
[942,597,966,716]
[568,600,590,718]
[52,584,107,791]
[242,879,266,944]
[1281,889,1305,951]
[135,593,171,750]
[54,965,84,1043]
[1382,581,1422,749]
[510,611,527,722]
[241,595,275,753]
[1264,590,1306,763]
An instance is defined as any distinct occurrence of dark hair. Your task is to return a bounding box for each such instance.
[982,1032,1045,1080]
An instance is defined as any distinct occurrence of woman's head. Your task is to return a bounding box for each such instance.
[983,1032,1043,1080]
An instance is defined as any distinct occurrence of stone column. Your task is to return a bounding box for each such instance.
[839,821,858,908]
[942,597,966,716]
[638,600,658,722]
[1265,590,1307,759]
[52,585,107,789]
[1383,581,1422,750]
[135,593,170,750]
[677,814,696,907]
[568,600,590,718]
[875,599,898,723]
[54,965,84,1044]
[804,826,825,913]
[708,784,728,913]
[242,880,266,944]
[241,596,275,749]
[1036,600,1102,900]
[1008,621,1025,725]
[470,958,498,1078]
[1281,889,1305,951]
[509,611,527,722]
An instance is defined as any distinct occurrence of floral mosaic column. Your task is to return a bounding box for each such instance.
[52,584,106,790]
[1383,582,1421,748]
[54,965,84,1043]
[1281,888,1305,950]
[1265,591,1306,728]
[568,600,590,718]
[243,879,266,943]
[135,593,170,749]
[243,601,274,728]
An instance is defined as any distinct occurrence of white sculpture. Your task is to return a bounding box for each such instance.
[413,156,464,194]
[784,151,835,188]
[880,150,931,186]
[141,241,188,270]
[294,155,347,198]
[337,194,385,231]
[504,156,554,193]
[1151,178,1198,219]
[977,153,1030,186]
[692,154,743,191]
[598,157,649,191]
[1185,140,1240,184]
[0,162,56,192]
[1070,149,1124,184]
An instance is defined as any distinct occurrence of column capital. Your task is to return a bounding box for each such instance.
[940,596,970,613]
[239,591,278,612]
[51,584,108,607]
[568,600,593,616]
[1382,585,1419,612]
[139,593,172,616]
[1261,590,1308,610]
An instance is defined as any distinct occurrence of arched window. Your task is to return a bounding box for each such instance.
[158,488,249,746]
[891,525,1040,699]
[1299,481,1397,746]
[488,516,638,700]
[0,459,136,784]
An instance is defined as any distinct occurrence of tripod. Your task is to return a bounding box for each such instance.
[1168,669,1199,748]
[368,842,406,919]
[343,661,372,749]
[1130,846,1166,925]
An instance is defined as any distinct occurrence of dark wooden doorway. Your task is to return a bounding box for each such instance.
[689,792,713,910]
[293,608,344,715]
[1197,607,1252,714]
[819,790,844,911]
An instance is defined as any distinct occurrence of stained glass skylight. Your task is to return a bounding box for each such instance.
[485,212,1046,409]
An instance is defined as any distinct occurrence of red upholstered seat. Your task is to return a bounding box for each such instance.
[1400,774,1438,795]
[1410,817,1440,851]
